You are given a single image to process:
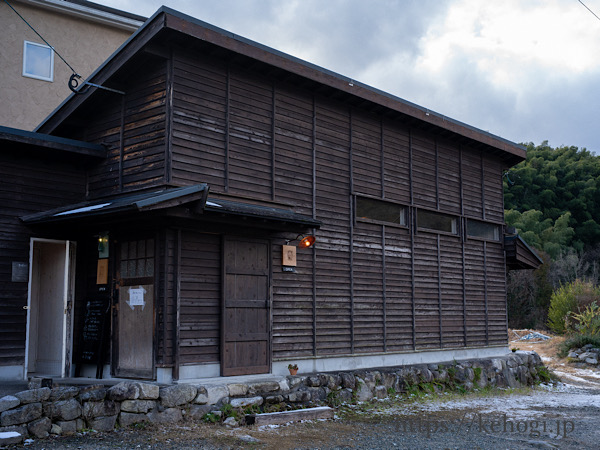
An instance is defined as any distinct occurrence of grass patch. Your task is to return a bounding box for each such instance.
[336,385,530,421]
[535,365,560,384]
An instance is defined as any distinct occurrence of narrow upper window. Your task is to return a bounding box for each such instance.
[120,239,155,279]
[23,41,54,82]
[417,209,458,234]
[467,219,501,241]
[356,196,406,226]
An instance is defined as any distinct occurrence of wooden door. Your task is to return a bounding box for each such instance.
[222,238,271,376]
[115,239,155,379]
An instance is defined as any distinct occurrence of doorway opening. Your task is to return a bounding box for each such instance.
[25,239,75,378]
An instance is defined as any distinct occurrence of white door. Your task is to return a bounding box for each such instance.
[25,239,75,378]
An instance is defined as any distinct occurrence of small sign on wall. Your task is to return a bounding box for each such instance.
[11,262,29,282]
[282,245,297,266]
[96,259,108,285]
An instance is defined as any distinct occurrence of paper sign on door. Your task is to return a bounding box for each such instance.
[127,286,146,310]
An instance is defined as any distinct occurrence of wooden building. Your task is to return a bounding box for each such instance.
[0,7,539,382]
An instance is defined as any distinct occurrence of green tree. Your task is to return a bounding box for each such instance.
[505,209,574,259]
[504,142,600,251]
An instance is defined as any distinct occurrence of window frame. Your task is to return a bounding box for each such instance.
[416,208,459,237]
[354,194,408,228]
[22,40,54,82]
[465,218,503,242]
[119,238,156,286]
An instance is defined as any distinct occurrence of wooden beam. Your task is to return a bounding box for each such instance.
[245,406,334,426]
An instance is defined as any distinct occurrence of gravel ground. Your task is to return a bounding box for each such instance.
[6,382,598,450]
[6,333,600,449]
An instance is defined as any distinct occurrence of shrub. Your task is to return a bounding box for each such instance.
[547,279,600,334]
[557,334,600,357]
[568,302,600,336]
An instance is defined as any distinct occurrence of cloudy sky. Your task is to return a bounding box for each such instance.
[97,0,600,153]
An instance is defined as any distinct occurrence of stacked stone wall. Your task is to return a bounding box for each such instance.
[0,351,545,445]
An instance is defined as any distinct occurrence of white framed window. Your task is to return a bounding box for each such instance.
[23,41,54,82]
[417,209,458,235]
[356,195,407,227]
[467,219,501,241]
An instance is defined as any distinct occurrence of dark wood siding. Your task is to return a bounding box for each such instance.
[178,231,221,364]
[384,226,413,351]
[464,240,487,345]
[171,52,227,189]
[383,123,411,204]
[59,57,168,199]
[156,229,177,367]
[271,86,315,358]
[227,68,273,199]
[314,100,352,356]
[411,132,437,210]
[165,46,510,362]
[0,151,86,367]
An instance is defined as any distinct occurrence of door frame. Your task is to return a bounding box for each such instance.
[112,237,156,380]
[24,238,76,379]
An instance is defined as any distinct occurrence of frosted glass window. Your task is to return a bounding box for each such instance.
[23,41,54,81]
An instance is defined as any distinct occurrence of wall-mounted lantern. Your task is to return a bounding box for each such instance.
[282,234,315,272]
[97,231,109,285]
[98,231,109,258]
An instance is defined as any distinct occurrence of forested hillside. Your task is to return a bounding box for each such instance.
[504,142,600,330]
[504,142,600,256]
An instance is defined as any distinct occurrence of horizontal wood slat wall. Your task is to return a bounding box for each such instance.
[0,153,86,366]
[165,46,510,363]
[178,231,221,364]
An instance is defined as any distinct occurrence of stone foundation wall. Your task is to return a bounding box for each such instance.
[0,351,544,444]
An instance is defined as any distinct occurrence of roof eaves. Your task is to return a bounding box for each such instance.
[22,0,146,31]
[0,125,106,157]
[21,184,208,224]
[35,6,169,134]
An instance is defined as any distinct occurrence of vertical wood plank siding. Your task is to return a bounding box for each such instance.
[85,60,168,198]
[156,229,177,366]
[271,85,316,358]
[166,46,510,362]
[313,100,352,356]
[171,53,227,190]
[178,231,221,363]
[0,153,86,366]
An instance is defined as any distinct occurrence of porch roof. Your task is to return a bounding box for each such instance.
[21,184,320,229]
[203,198,321,229]
[21,184,208,224]
[505,234,544,270]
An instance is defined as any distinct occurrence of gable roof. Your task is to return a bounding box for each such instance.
[37,6,526,165]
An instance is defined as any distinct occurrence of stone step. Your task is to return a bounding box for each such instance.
[245,406,335,426]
